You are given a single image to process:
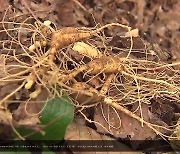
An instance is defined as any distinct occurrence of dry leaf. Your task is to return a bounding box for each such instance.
[94,103,156,149]
[13,89,49,127]
[136,0,146,28]
[171,34,180,68]
[157,10,180,31]
[0,109,12,125]
[0,0,9,12]
[0,83,19,99]
[29,0,56,19]
[57,0,77,26]
[74,9,89,26]
[65,121,137,154]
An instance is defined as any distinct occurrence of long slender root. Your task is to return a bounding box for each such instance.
[104,97,176,138]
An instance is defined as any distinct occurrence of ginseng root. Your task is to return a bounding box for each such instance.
[30,21,131,62]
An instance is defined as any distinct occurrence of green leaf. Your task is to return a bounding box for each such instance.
[16,95,74,141]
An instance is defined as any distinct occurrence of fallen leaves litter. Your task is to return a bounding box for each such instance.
[65,121,138,154]
[94,104,156,142]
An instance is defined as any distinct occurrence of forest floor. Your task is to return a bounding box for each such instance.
[0,0,180,153]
